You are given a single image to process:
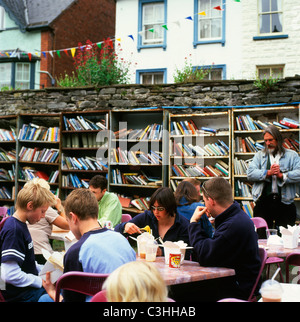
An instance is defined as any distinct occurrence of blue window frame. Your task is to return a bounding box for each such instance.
[136,68,167,84]
[138,0,168,51]
[193,0,226,47]
[193,64,226,80]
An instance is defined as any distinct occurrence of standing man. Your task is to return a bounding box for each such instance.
[247,125,300,231]
[189,177,261,301]
[89,175,122,228]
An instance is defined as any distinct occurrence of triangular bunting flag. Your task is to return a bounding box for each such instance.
[96,42,102,49]
[63,49,69,56]
[42,52,46,58]
[28,53,32,61]
[49,51,53,58]
[162,24,168,30]
[198,11,206,16]
[149,28,155,33]
[128,35,134,41]
[71,48,76,57]
[56,51,61,58]
[185,16,193,21]
[213,6,223,10]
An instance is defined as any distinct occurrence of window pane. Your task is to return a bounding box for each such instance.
[271,67,283,78]
[141,73,164,85]
[211,18,221,38]
[271,0,281,11]
[16,63,30,89]
[260,0,270,13]
[272,13,282,32]
[260,14,270,33]
[0,63,11,88]
[153,73,164,84]
[258,68,271,79]
[210,69,222,80]
[142,2,164,45]
[141,74,153,84]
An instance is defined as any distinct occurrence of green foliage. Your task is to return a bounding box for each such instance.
[57,39,130,87]
[254,73,280,92]
[173,56,212,83]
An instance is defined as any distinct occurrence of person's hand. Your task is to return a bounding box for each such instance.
[190,206,208,223]
[42,271,56,301]
[124,222,142,235]
[268,164,283,179]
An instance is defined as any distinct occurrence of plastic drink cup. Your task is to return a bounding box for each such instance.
[137,233,154,259]
[145,242,158,262]
[260,280,283,302]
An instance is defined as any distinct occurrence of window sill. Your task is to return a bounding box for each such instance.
[253,34,289,41]
[193,40,225,48]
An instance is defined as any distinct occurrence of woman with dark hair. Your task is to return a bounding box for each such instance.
[114,187,190,257]
[175,181,214,238]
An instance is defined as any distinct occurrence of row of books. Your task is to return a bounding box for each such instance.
[0,128,16,141]
[172,140,229,157]
[112,169,162,186]
[111,148,162,165]
[19,147,59,163]
[63,133,108,148]
[235,115,300,131]
[241,200,254,218]
[0,166,15,181]
[18,169,59,184]
[0,186,13,199]
[130,197,150,211]
[234,136,264,153]
[233,157,252,176]
[62,155,107,171]
[18,123,59,142]
[63,116,107,131]
[114,124,163,141]
[172,161,229,178]
[234,180,253,198]
[282,137,299,152]
[171,120,222,136]
[0,148,16,162]
[62,174,89,189]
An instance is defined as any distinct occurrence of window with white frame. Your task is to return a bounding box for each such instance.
[142,2,164,45]
[257,65,284,79]
[0,63,12,88]
[198,0,223,40]
[194,64,225,80]
[0,6,5,30]
[259,0,283,34]
[15,63,31,89]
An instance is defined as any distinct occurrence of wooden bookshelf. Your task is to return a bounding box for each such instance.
[169,111,232,191]
[60,110,109,200]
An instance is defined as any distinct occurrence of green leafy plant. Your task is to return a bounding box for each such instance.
[57,38,130,87]
[254,73,280,92]
[173,56,212,83]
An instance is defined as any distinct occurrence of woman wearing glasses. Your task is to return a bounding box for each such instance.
[114,187,190,258]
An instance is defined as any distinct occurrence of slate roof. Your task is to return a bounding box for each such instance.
[0,0,75,31]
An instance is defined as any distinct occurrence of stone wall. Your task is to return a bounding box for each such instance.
[0,76,300,115]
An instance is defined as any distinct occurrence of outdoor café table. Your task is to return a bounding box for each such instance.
[136,256,235,286]
[258,239,300,258]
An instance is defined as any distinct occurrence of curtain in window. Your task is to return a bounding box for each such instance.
[259,0,282,34]
[198,0,222,39]
[0,63,11,88]
[143,3,164,45]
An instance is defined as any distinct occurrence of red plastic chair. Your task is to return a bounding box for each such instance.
[121,214,132,223]
[285,253,300,284]
[55,271,109,302]
[90,290,107,302]
[248,247,267,301]
[0,206,7,219]
[251,217,284,282]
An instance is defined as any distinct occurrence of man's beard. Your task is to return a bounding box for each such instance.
[266,146,278,156]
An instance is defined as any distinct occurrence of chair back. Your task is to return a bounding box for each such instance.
[251,217,268,230]
[0,216,9,232]
[0,206,7,219]
[285,253,300,283]
[55,271,109,302]
[248,247,267,301]
[121,214,132,223]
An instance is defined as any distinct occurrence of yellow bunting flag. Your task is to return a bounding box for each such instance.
[198,11,206,16]
[71,48,76,57]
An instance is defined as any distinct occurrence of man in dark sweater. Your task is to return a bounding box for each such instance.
[189,177,261,301]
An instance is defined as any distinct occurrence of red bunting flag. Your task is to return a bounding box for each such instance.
[28,53,32,61]
[63,49,69,56]
[213,6,223,10]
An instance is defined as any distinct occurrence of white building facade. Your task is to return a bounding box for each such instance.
[115,0,300,84]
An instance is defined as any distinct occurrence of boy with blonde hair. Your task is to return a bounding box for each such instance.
[0,178,56,302]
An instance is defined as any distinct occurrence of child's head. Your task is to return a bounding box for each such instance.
[103,261,168,302]
[16,178,56,224]
[64,188,99,221]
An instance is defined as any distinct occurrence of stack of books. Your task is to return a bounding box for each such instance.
[235,136,264,153]
[114,124,162,141]
[18,123,60,142]
[62,174,89,189]
[130,197,150,211]
[282,137,299,152]
[234,157,252,176]
[171,120,219,135]
[0,148,16,161]
[19,147,59,163]
[241,200,255,218]
[63,116,106,131]
[62,155,107,171]
[112,169,161,186]
[234,180,252,198]
[0,128,16,141]
[0,186,13,199]
[111,148,162,165]
[0,167,15,181]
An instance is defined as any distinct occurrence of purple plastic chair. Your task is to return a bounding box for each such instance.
[121,214,132,223]
[55,271,109,302]
[285,253,300,284]
[251,217,284,282]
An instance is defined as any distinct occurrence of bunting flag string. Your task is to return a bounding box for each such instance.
[0,0,240,60]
